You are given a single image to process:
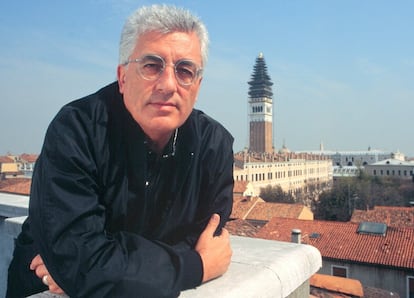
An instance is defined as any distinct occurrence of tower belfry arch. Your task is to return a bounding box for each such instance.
[248,53,274,153]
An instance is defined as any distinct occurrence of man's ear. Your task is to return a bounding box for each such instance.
[117,65,126,93]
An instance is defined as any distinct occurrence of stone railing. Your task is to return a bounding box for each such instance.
[1,193,322,297]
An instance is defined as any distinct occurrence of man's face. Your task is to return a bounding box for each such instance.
[117,31,203,143]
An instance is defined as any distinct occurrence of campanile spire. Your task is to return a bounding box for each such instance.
[248,53,274,153]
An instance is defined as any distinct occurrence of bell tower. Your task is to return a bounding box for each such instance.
[248,53,274,153]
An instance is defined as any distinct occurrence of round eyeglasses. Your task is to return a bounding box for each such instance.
[124,54,203,86]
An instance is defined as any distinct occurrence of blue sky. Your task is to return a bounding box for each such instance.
[1,0,413,156]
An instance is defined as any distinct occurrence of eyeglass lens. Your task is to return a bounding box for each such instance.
[136,55,198,85]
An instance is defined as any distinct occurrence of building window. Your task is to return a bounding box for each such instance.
[408,276,414,298]
[332,265,348,278]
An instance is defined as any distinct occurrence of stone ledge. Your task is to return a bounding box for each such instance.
[27,236,321,298]
[5,215,27,237]
[180,236,321,297]
[0,193,29,218]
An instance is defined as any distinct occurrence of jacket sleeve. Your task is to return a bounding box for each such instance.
[173,118,235,250]
[29,105,202,298]
[200,121,234,234]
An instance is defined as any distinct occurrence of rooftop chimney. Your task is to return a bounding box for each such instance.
[291,229,301,244]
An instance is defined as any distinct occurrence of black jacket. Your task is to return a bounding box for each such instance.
[7,82,234,298]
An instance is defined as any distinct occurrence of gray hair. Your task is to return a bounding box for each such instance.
[119,4,209,67]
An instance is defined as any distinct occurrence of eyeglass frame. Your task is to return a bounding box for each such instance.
[123,54,203,86]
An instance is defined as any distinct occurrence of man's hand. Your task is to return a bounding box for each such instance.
[195,214,232,283]
[30,254,65,294]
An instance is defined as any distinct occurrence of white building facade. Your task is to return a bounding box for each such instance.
[233,152,332,197]
[364,159,414,180]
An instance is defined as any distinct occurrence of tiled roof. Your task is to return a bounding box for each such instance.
[225,219,259,237]
[363,286,400,298]
[246,202,311,221]
[310,273,363,297]
[233,180,248,193]
[231,194,312,221]
[233,151,330,163]
[0,178,31,195]
[20,153,39,163]
[230,196,263,219]
[351,206,414,228]
[256,217,414,270]
[0,156,14,163]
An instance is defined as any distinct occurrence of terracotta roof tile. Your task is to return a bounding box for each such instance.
[233,151,330,163]
[0,156,14,163]
[0,178,31,195]
[225,219,259,237]
[19,153,39,163]
[231,195,313,221]
[256,217,414,270]
[233,180,248,193]
[311,273,364,297]
[363,286,400,298]
[351,206,414,228]
[246,202,311,221]
[230,196,263,219]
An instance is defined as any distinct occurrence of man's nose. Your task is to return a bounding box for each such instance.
[155,65,178,92]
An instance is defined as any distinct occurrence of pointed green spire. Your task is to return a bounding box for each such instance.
[248,53,273,99]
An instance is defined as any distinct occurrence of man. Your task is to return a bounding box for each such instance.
[7,4,233,297]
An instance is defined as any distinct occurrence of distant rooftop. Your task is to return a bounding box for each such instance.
[297,149,392,155]
[255,217,414,270]
[0,178,31,195]
[370,158,414,166]
[351,206,414,228]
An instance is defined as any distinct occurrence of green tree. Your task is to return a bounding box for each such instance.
[260,185,295,203]
[314,174,414,221]
[314,178,351,221]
